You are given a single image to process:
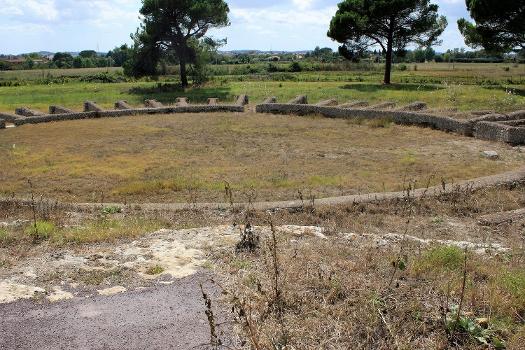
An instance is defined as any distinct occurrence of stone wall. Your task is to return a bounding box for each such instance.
[0,119,5,129]
[12,104,246,126]
[0,112,20,123]
[255,102,524,145]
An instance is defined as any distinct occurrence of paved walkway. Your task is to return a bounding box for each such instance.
[0,273,228,350]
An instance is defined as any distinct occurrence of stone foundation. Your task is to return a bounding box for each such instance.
[12,104,246,126]
[255,102,525,145]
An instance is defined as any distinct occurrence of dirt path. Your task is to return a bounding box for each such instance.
[2,166,524,213]
[0,273,228,350]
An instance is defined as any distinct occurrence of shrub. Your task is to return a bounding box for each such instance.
[397,64,408,71]
[289,62,302,72]
[25,220,56,241]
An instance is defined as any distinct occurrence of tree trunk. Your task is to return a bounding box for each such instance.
[383,22,394,85]
[180,58,188,87]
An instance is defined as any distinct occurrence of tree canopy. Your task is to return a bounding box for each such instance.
[127,0,230,86]
[327,0,447,84]
[458,0,525,53]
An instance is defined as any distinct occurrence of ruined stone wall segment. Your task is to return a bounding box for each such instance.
[255,103,472,136]
[235,94,249,106]
[6,104,243,128]
[84,101,103,112]
[115,101,132,110]
[144,99,164,108]
[49,106,75,115]
[368,102,396,110]
[176,97,189,106]
[0,119,5,129]
[207,98,219,106]
[287,95,308,104]
[0,113,20,123]
[262,97,277,104]
[316,99,338,107]
[15,107,44,117]
[397,102,427,111]
[338,101,369,109]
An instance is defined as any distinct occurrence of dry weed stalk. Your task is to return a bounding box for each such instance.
[200,283,222,349]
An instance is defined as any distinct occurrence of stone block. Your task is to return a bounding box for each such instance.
[316,99,338,107]
[262,97,277,104]
[144,99,164,108]
[338,101,369,109]
[368,102,396,110]
[176,97,189,106]
[15,107,44,117]
[115,101,132,110]
[49,106,74,114]
[84,101,103,112]
[398,102,427,111]
[288,95,308,104]
[235,94,249,106]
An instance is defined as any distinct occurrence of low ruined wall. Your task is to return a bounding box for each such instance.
[0,119,5,129]
[255,103,525,145]
[0,113,19,123]
[12,104,245,126]
[255,103,471,135]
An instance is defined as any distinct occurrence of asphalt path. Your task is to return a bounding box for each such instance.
[0,273,230,350]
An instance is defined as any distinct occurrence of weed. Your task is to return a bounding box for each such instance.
[0,228,15,245]
[25,220,55,241]
[236,223,260,253]
[146,265,165,275]
[200,284,222,349]
[101,205,122,215]
[444,305,505,348]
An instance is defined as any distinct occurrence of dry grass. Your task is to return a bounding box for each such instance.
[0,112,523,203]
[214,185,525,349]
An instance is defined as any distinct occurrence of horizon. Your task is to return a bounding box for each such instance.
[1,0,471,55]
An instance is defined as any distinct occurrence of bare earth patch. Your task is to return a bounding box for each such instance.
[0,112,523,203]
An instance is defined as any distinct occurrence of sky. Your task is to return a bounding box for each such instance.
[0,0,471,54]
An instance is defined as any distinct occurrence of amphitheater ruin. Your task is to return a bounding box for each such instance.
[1,94,524,145]
[1,94,524,211]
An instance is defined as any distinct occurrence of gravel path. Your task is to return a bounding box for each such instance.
[0,273,229,350]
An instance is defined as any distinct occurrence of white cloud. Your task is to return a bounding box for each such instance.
[291,0,316,10]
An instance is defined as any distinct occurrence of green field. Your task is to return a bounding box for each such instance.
[0,63,524,113]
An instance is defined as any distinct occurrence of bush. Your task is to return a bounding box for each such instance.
[25,220,56,241]
[289,62,302,72]
[397,64,408,71]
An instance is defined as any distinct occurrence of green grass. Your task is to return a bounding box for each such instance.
[0,63,523,112]
[413,245,465,276]
[24,220,56,241]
